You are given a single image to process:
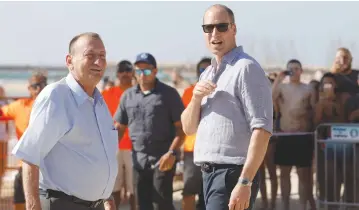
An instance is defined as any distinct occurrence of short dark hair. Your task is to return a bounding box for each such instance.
[286,59,302,69]
[196,57,212,77]
[68,32,102,54]
[116,60,133,73]
[29,71,47,84]
[320,72,336,82]
[204,4,235,23]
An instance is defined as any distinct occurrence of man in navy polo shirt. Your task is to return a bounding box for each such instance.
[114,53,185,210]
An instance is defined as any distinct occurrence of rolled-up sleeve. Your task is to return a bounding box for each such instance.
[12,88,69,166]
[238,62,273,134]
[114,92,128,125]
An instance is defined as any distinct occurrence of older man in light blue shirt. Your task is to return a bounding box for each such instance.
[12,32,118,210]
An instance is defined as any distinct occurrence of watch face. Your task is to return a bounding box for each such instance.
[239,178,251,185]
[242,180,249,185]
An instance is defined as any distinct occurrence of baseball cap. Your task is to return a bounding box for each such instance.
[134,53,157,68]
[116,60,133,73]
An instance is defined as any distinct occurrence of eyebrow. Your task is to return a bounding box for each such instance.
[83,49,106,54]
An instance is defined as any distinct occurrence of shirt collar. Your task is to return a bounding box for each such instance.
[66,73,104,106]
[211,46,244,69]
[135,78,161,94]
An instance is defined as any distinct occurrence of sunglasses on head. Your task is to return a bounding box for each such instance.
[202,23,232,33]
[135,69,152,76]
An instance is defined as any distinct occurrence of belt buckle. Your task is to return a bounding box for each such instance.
[201,163,213,172]
[90,199,103,208]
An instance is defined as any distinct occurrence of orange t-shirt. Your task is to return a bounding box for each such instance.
[182,85,196,152]
[102,86,132,150]
[1,98,34,167]
[1,98,34,140]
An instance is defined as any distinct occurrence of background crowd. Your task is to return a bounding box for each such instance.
[0,46,358,210]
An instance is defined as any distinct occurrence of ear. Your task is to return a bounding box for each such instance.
[153,68,158,75]
[66,54,74,71]
[233,23,237,35]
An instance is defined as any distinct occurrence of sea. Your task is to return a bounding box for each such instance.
[0,67,178,97]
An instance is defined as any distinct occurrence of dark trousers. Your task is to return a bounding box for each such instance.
[14,167,25,204]
[133,165,176,210]
[196,181,205,210]
[202,164,260,210]
[39,190,104,210]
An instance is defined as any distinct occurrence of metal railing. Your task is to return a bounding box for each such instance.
[315,123,359,210]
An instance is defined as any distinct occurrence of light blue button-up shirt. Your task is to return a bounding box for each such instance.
[194,46,273,165]
[12,73,118,201]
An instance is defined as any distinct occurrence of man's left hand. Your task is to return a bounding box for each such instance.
[228,184,251,210]
[159,152,176,172]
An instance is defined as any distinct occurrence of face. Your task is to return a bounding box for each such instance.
[66,36,107,88]
[116,65,133,87]
[202,8,236,57]
[321,77,336,92]
[287,62,302,82]
[134,63,157,86]
[28,76,47,98]
[333,50,352,73]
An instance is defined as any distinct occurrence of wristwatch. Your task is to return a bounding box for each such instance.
[238,177,252,186]
[168,150,176,156]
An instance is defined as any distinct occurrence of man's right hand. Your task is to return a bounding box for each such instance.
[276,71,287,82]
[192,80,217,100]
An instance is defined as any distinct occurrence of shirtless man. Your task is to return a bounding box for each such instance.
[272,59,316,210]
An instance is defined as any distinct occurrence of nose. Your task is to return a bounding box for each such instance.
[94,57,101,65]
[339,57,345,65]
[211,26,220,36]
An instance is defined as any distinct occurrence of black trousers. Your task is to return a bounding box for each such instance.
[202,164,260,210]
[14,167,25,204]
[133,165,176,210]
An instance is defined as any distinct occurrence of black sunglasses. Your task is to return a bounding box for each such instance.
[202,23,232,33]
[30,82,47,89]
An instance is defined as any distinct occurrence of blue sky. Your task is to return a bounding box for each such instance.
[1,1,359,68]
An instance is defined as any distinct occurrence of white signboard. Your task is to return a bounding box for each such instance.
[331,126,359,140]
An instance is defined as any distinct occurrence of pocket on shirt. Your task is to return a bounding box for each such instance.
[146,101,165,116]
[126,104,139,120]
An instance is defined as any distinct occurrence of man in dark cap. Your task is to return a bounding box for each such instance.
[114,53,185,210]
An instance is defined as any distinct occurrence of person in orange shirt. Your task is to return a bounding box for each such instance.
[0,72,47,210]
[102,60,135,210]
[0,86,9,198]
[181,57,211,210]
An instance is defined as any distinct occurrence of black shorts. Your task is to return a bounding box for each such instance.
[14,167,25,204]
[274,134,314,167]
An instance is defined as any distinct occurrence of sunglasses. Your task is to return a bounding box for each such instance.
[30,82,47,89]
[199,68,206,74]
[135,69,152,76]
[202,23,232,33]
